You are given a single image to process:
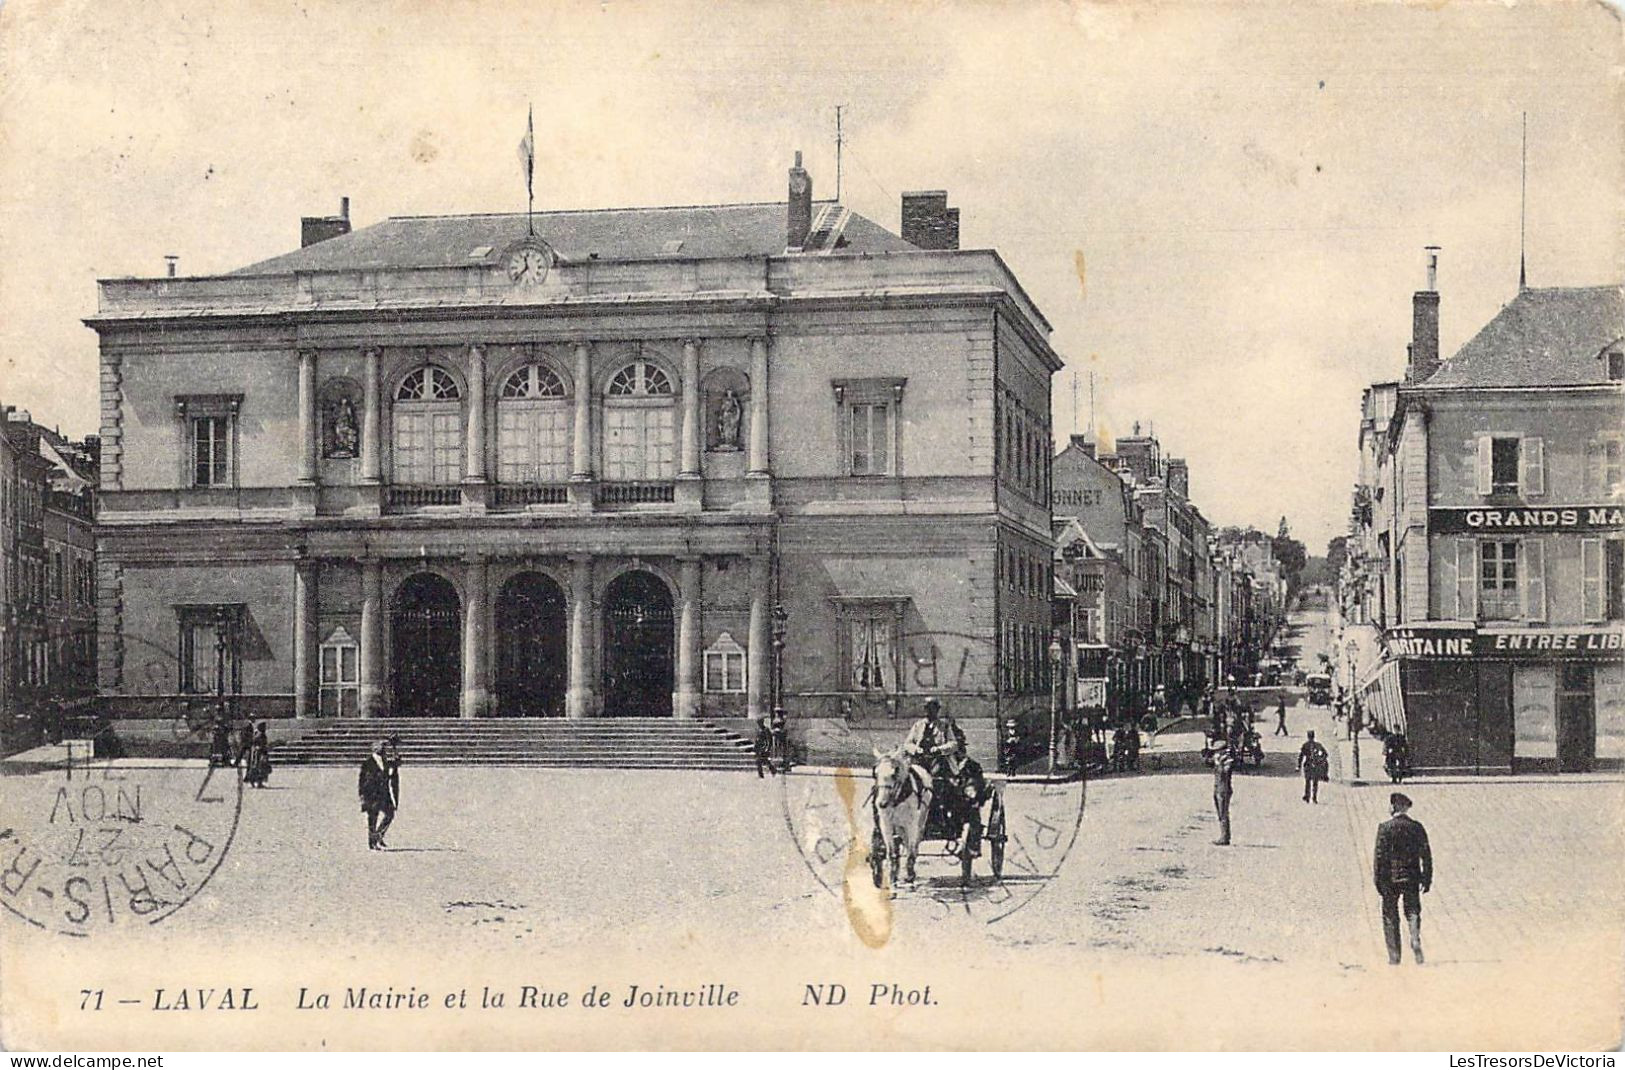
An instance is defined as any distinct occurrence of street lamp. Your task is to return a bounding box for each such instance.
[1048,633,1064,776]
[213,605,230,721]
[770,603,788,770]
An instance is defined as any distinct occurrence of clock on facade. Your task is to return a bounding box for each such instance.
[505,238,553,287]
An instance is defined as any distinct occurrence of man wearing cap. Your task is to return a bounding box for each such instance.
[1373,792,1432,965]
[1206,735,1235,846]
[905,698,985,854]
[1298,729,1329,803]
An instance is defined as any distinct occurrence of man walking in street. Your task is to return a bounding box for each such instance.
[1274,699,1289,736]
[1298,729,1329,803]
[1207,736,1235,846]
[1373,792,1432,965]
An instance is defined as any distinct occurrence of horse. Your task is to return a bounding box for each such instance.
[870,745,932,889]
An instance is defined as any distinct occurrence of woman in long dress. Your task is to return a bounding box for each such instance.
[245,722,272,787]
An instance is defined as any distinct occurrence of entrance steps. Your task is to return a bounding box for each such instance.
[274,718,757,771]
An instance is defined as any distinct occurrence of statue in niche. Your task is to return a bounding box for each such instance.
[325,395,359,459]
[715,389,743,451]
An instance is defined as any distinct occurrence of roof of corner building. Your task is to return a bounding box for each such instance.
[1422,284,1624,388]
[230,201,919,275]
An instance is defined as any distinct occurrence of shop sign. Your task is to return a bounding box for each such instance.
[1429,504,1625,535]
[1478,629,1625,658]
[1076,678,1108,708]
[1383,626,1475,659]
[1387,624,1625,660]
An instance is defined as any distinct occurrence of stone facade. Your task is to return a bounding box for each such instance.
[1345,273,1625,773]
[86,161,1061,760]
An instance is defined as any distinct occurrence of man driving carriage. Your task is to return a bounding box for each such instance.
[904,698,988,854]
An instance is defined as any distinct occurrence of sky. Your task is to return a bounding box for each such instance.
[1,0,1620,551]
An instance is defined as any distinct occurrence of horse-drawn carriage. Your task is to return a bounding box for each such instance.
[867,746,1008,889]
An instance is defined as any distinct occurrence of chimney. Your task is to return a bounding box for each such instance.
[1407,246,1441,382]
[1070,432,1096,459]
[787,152,812,249]
[164,255,178,278]
[301,197,353,249]
[1167,458,1189,499]
[901,190,960,251]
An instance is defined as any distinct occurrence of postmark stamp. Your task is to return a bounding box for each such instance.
[0,757,243,937]
[780,631,1086,932]
[0,640,244,937]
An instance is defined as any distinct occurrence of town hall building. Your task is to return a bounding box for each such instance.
[88,156,1061,760]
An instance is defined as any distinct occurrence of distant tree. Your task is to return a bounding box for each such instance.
[1271,518,1308,597]
[1326,535,1349,577]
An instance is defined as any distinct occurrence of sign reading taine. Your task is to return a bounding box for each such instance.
[1429,504,1625,535]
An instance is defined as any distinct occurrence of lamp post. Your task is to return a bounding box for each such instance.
[213,605,230,722]
[770,602,788,770]
[1048,633,1064,776]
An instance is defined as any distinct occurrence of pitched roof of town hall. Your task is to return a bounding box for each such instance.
[1422,284,1624,389]
[233,201,918,276]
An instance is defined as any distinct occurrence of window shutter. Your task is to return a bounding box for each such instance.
[1455,538,1477,620]
[1581,538,1605,622]
[1476,436,1494,496]
[1521,539,1546,622]
[1521,437,1545,497]
[1585,441,1604,498]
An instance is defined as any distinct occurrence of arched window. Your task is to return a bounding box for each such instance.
[603,360,676,481]
[393,366,462,485]
[497,364,570,483]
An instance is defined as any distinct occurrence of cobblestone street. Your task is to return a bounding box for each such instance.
[4,695,1621,1048]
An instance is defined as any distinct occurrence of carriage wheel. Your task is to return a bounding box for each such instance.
[869,826,886,889]
[988,796,1008,880]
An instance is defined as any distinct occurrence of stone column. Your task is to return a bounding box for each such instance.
[747,555,771,720]
[680,340,702,477]
[571,343,593,479]
[748,336,770,475]
[360,347,382,484]
[359,558,384,716]
[296,349,318,484]
[464,343,487,482]
[293,557,318,718]
[673,556,701,720]
[461,554,489,719]
[565,554,595,718]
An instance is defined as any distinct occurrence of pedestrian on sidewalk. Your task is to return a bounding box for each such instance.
[754,716,777,778]
[1373,792,1432,965]
[1205,735,1235,846]
[1274,700,1289,737]
[244,721,272,788]
[1297,730,1329,803]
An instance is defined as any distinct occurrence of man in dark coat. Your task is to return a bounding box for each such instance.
[359,740,398,850]
[753,717,776,778]
[1274,700,1289,737]
[1373,792,1432,965]
[1298,729,1329,803]
[1206,736,1235,846]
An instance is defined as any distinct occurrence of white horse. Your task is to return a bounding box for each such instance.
[870,745,931,889]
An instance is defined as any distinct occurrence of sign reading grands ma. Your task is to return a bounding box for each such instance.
[1429,504,1625,534]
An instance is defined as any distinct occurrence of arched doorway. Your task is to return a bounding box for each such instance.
[391,573,461,717]
[495,571,568,717]
[602,570,674,717]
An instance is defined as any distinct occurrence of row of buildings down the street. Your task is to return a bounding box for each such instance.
[1341,250,1624,774]
[0,405,98,753]
[1050,427,1289,728]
